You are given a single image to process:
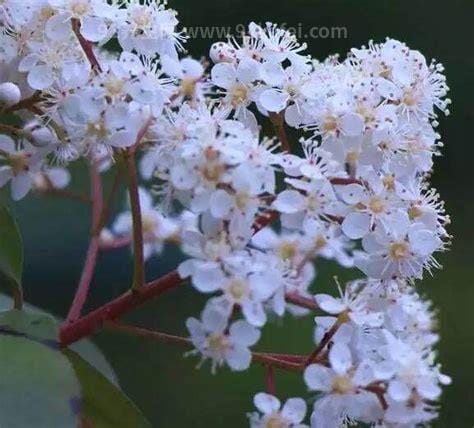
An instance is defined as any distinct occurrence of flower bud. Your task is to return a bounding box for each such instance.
[24,121,54,147]
[0,82,21,107]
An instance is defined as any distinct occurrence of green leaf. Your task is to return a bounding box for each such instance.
[65,350,151,428]
[0,311,81,428]
[0,294,118,385]
[0,205,23,307]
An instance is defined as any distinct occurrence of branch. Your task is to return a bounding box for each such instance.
[265,365,276,395]
[71,18,102,73]
[103,321,305,372]
[65,162,103,323]
[60,270,184,346]
[96,163,123,234]
[269,112,291,152]
[304,316,343,366]
[124,148,145,290]
[285,292,319,311]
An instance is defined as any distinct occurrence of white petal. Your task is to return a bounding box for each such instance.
[192,265,225,293]
[225,345,251,371]
[241,301,266,327]
[11,174,32,200]
[273,190,305,214]
[303,364,333,392]
[338,184,365,204]
[0,135,15,153]
[314,294,346,314]
[211,63,236,89]
[328,342,352,375]
[341,212,371,239]
[81,16,108,42]
[209,189,233,218]
[45,13,71,41]
[259,89,288,112]
[28,65,54,90]
[229,320,260,346]
[281,398,307,423]
[377,77,402,101]
[416,377,441,400]
[340,112,364,136]
[236,58,261,84]
[202,305,228,333]
[387,380,411,402]
[254,392,280,414]
[409,229,441,256]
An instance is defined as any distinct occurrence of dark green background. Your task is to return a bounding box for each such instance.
[4,0,474,426]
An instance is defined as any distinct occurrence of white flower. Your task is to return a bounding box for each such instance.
[112,188,179,260]
[304,343,382,428]
[249,392,308,427]
[0,135,45,200]
[355,210,443,279]
[186,307,260,373]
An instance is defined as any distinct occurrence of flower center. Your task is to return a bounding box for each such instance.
[265,413,289,428]
[142,214,156,235]
[389,241,410,261]
[369,197,385,214]
[70,0,91,17]
[8,152,30,175]
[104,75,126,97]
[228,279,248,301]
[408,205,423,220]
[331,375,353,394]
[278,242,297,260]
[346,151,359,164]
[206,333,228,354]
[180,78,197,98]
[322,115,338,133]
[230,84,249,107]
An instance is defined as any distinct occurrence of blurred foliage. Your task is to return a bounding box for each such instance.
[1,0,473,426]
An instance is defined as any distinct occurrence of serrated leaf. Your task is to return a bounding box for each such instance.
[0,311,81,428]
[0,205,23,303]
[65,350,151,428]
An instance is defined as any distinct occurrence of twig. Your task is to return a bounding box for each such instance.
[60,270,184,346]
[285,292,319,311]
[269,112,291,152]
[71,19,102,72]
[65,162,103,323]
[96,163,123,234]
[104,322,305,372]
[124,148,145,290]
[304,317,343,366]
[265,365,276,395]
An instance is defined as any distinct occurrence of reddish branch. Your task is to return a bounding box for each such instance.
[71,19,102,72]
[124,148,145,290]
[305,317,343,366]
[269,112,291,152]
[265,365,276,395]
[104,321,305,372]
[285,292,319,311]
[60,270,184,346]
[65,162,103,323]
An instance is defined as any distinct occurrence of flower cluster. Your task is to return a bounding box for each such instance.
[0,2,452,426]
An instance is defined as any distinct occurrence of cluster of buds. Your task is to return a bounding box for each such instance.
[0,1,451,426]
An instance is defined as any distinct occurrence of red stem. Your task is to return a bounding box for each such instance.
[60,270,184,346]
[269,112,291,152]
[71,19,102,72]
[125,149,145,290]
[285,292,319,311]
[65,162,103,323]
[103,322,304,372]
[265,365,276,395]
[304,318,342,366]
